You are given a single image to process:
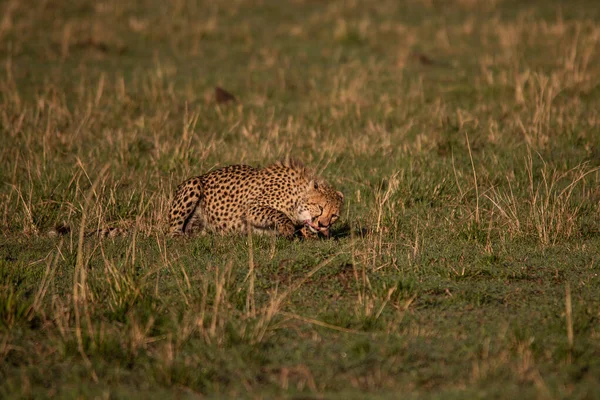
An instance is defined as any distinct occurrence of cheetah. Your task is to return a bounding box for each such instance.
[169,159,343,238]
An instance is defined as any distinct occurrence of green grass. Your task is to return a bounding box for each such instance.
[2,0,600,398]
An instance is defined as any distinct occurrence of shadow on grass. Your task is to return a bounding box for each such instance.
[330,223,370,240]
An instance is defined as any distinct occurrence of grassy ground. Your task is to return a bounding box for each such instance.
[1,0,600,398]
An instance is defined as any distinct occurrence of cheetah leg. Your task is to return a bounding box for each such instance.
[168,178,204,236]
[245,205,297,238]
[299,226,319,239]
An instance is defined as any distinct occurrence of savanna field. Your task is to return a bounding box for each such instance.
[1,0,600,398]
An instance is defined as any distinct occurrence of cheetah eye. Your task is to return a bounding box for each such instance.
[313,181,319,190]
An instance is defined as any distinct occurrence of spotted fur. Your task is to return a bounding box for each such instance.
[169,160,343,238]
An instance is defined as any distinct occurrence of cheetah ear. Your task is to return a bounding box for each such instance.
[337,191,344,201]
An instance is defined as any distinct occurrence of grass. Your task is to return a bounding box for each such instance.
[1,0,600,398]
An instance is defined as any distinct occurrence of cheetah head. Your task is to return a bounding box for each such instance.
[298,180,344,238]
